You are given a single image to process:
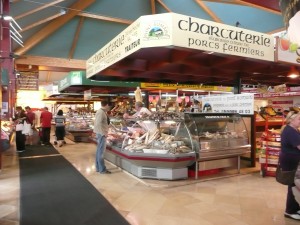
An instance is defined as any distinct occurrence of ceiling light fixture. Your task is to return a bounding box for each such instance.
[1,14,23,46]
[59,9,67,15]
[2,15,12,20]
[287,66,300,78]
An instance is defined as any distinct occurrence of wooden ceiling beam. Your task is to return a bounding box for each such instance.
[201,0,281,12]
[151,0,156,14]
[268,27,286,35]
[46,71,51,83]
[15,0,66,20]
[38,66,72,72]
[68,17,84,59]
[20,13,63,33]
[15,55,86,70]
[156,0,172,12]
[14,0,96,56]
[194,0,223,23]
[78,12,133,25]
[233,0,281,14]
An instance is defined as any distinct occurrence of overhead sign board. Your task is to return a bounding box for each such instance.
[86,18,143,78]
[58,71,140,92]
[141,82,233,92]
[202,93,254,115]
[87,13,275,78]
[171,13,274,61]
[17,72,39,91]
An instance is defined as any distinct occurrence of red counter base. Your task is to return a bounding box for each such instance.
[188,168,221,177]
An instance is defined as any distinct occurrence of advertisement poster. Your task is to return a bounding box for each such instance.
[202,94,254,115]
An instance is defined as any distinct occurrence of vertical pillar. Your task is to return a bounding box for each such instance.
[1,0,14,170]
[234,73,242,94]
[144,91,149,108]
[1,0,15,119]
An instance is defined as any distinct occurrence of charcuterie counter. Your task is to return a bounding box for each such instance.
[91,112,251,180]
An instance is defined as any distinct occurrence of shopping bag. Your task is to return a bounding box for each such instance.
[276,162,296,185]
[22,121,31,135]
[16,123,24,131]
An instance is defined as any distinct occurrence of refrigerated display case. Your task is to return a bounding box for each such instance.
[65,115,94,142]
[103,112,251,180]
[103,112,197,180]
[184,113,251,178]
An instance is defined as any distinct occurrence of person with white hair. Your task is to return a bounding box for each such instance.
[123,101,152,119]
[280,111,300,220]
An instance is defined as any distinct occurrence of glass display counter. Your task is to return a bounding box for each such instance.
[184,113,251,178]
[98,112,251,180]
[103,112,196,180]
[65,115,93,142]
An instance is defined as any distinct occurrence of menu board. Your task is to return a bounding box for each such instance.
[17,72,39,90]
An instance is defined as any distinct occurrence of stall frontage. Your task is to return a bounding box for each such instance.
[87,93,253,180]
[85,13,263,180]
[90,110,251,180]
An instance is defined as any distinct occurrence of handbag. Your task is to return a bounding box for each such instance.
[16,123,24,131]
[22,121,31,135]
[276,162,296,185]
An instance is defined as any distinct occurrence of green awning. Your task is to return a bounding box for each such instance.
[58,71,139,92]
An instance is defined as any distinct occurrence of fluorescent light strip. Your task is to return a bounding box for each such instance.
[10,23,22,38]
[10,31,23,43]
[179,89,205,92]
[210,91,232,94]
[11,17,22,30]
[10,35,24,47]
[3,15,12,21]
[128,93,146,96]
[161,94,177,97]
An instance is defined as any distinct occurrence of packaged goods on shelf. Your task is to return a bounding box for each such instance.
[259,115,283,177]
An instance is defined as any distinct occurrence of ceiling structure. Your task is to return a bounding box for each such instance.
[8,0,300,90]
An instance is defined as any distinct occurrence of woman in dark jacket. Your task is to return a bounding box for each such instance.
[280,111,300,220]
[54,110,66,147]
[14,106,27,152]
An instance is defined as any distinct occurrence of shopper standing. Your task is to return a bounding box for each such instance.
[191,100,200,112]
[14,106,26,152]
[40,107,53,145]
[24,106,35,145]
[54,110,66,147]
[123,101,151,119]
[93,100,111,174]
[280,111,300,221]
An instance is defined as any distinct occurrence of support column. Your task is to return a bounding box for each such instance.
[234,73,242,94]
[1,0,15,119]
[1,0,14,170]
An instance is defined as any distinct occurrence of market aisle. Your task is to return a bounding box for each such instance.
[1,138,299,225]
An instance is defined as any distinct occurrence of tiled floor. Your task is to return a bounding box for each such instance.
[1,138,299,225]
